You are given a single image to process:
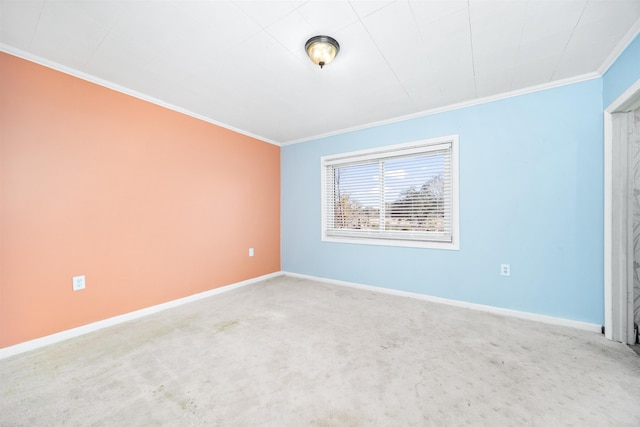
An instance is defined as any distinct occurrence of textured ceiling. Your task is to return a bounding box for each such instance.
[1,0,639,145]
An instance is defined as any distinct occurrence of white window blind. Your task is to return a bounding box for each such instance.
[321,136,459,249]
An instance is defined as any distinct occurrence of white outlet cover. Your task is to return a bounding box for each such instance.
[73,275,86,291]
[249,248,254,257]
[500,264,511,276]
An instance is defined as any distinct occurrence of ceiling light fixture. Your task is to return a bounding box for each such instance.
[305,35,340,69]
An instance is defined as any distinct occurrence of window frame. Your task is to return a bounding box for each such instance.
[320,135,459,250]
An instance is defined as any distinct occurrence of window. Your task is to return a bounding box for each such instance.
[321,136,459,249]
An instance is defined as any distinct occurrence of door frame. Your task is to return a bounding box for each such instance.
[604,78,640,343]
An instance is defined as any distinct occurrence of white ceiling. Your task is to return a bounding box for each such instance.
[1,1,639,145]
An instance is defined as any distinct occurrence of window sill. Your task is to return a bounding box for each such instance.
[321,235,459,250]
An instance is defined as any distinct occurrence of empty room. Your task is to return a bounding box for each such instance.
[1,0,640,425]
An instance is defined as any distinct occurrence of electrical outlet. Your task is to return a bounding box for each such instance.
[249,248,254,257]
[72,275,86,291]
[501,264,511,276]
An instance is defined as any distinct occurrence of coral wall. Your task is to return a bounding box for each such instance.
[0,52,280,348]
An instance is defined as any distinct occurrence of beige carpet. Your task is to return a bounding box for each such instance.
[1,275,639,426]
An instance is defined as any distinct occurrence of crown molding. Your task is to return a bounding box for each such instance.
[0,44,281,147]
[597,16,640,76]
[282,72,600,146]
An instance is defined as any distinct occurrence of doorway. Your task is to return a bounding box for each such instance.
[605,80,640,344]
[633,107,640,344]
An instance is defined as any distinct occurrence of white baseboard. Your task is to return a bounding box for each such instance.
[2,270,603,359]
[283,271,603,334]
[0,272,283,360]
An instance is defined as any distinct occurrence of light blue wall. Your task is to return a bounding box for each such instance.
[282,79,604,324]
[603,34,640,107]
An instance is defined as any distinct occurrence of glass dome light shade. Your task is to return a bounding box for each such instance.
[305,36,340,69]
